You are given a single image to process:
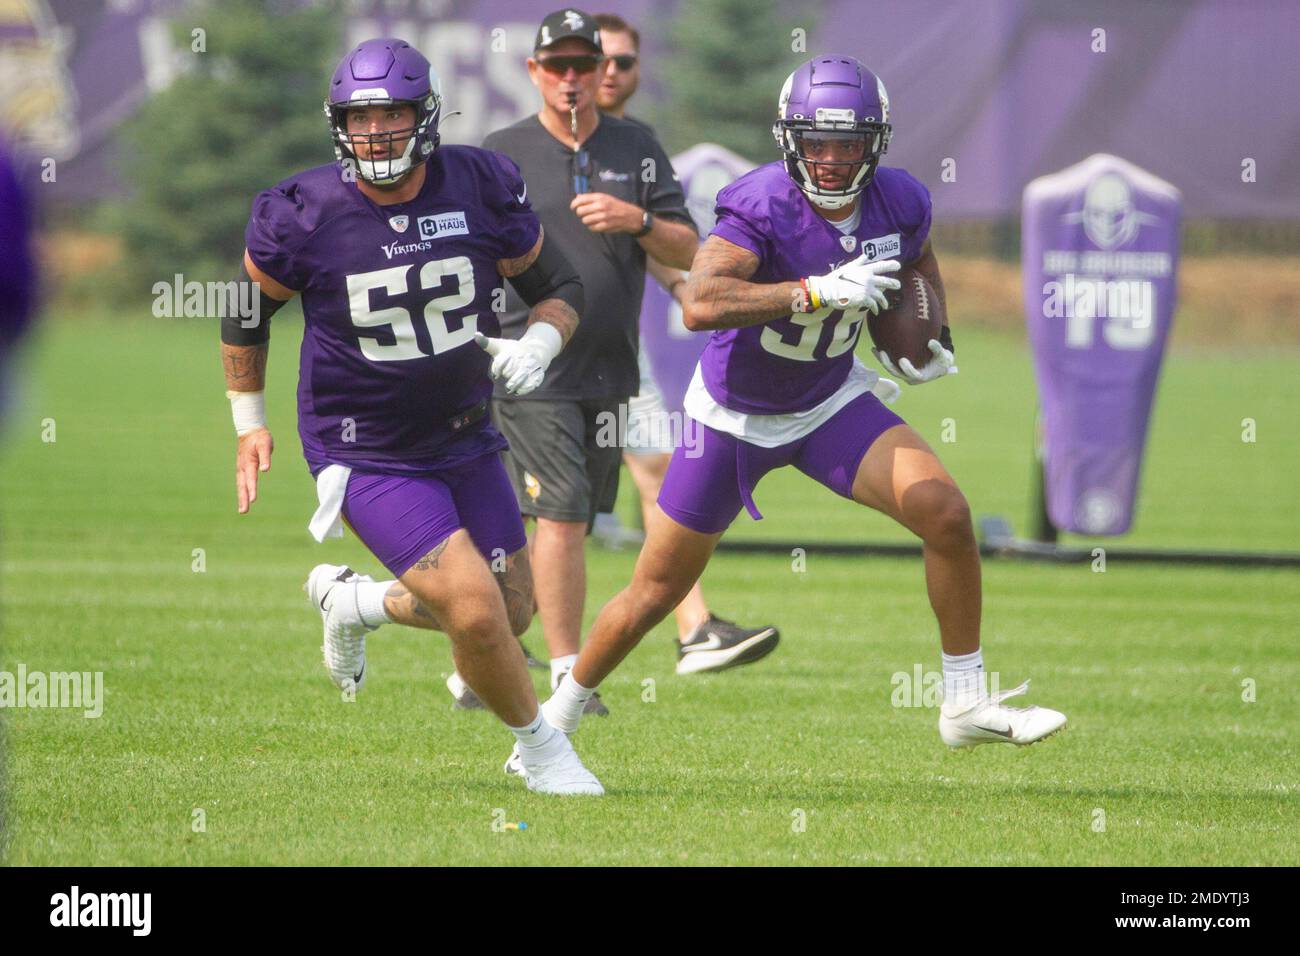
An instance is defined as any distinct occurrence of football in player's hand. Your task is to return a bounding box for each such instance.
[867,265,945,369]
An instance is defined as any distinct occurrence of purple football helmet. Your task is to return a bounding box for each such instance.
[325,38,442,185]
[772,56,892,210]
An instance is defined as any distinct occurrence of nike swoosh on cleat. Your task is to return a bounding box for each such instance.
[972,724,1014,738]
[682,635,725,653]
[353,663,365,684]
[317,567,355,611]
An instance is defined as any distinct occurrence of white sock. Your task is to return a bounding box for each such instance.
[942,649,987,710]
[550,653,578,690]
[544,671,594,735]
[355,580,392,628]
[507,709,566,763]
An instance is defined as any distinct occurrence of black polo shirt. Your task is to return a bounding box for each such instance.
[483,114,695,401]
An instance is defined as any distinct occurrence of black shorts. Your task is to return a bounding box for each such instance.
[494,397,623,527]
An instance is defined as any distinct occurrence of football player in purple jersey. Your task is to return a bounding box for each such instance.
[592,12,780,676]
[221,38,602,795]
[524,57,1066,772]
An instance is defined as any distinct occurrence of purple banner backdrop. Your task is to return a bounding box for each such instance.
[640,143,754,414]
[6,0,1300,219]
[1023,153,1181,536]
[859,0,1299,221]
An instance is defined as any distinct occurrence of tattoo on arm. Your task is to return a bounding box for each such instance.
[528,297,579,346]
[222,342,267,391]
[683,236,803,330]
[497,228,544,278]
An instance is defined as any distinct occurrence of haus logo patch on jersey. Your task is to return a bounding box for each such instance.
[418,211,469,241]
[861,233,901,261]
[388,215,409,233]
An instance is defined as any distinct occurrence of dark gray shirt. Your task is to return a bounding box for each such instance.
[483,114,695,401]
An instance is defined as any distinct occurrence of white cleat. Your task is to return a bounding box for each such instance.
[446,671,487,710]
[504,745,524,777]
[505,741,604,796]
[938,680,1067,749]
[304,564,377,693]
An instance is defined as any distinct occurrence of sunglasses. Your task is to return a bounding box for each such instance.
[608,54,638,71]
[537,54,603,75]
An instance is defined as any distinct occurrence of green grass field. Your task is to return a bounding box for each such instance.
[1,313,1296,865]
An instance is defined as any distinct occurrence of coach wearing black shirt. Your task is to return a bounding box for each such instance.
[471,9,697,707]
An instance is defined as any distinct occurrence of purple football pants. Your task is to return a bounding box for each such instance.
[341,453,527,577]
[658,391,905,535]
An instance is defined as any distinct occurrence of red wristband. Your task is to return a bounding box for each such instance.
[800,278,819,313]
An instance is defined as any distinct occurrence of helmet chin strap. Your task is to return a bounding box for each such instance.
[793,152,869,210]
[354,134,420,185]
[806,190,856,211]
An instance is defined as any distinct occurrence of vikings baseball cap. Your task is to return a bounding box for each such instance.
[534,8,603,53]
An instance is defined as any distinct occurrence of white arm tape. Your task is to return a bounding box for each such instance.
[226,390,267,436]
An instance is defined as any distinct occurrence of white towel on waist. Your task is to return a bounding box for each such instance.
[308,464,352,542]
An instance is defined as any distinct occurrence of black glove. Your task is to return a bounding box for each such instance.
[938,324,954,356]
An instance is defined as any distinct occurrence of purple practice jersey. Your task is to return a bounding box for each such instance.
[700,162,931,414]
[245,146,540,474]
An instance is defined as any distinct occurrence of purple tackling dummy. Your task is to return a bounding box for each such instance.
[1022,153,1181,535]
[0,138,36,391]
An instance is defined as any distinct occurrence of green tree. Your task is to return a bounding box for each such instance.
[108,0,341,292]
[650,0,819,162]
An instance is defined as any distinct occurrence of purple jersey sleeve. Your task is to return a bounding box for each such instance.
[709,178,771,264]
[482,150,541,262]
[887,169,932,261]
[245,184,312,291]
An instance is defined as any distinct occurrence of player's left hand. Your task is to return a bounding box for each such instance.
[475,326,562,396]
[570,192,641,234]
[475,333,545,395]
[874,336,958,385]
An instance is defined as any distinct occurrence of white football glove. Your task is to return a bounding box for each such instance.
[475,323,563,396]
[807,255,901,314]
[870,375,901,405]
[873,337,958,385]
